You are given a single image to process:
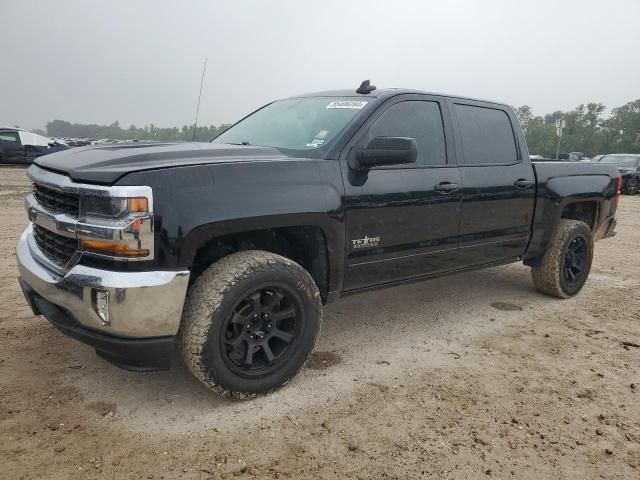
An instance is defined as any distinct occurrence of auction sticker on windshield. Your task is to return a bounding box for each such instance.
[326,101,368,109]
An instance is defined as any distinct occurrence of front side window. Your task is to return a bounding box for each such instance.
[454,104,518,164]
[213,97,367,152]
[368,101,447,166]
[0,131,19,144]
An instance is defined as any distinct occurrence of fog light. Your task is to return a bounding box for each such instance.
[92,289,110,326]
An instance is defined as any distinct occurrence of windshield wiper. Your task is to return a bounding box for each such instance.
[225,141,252,146]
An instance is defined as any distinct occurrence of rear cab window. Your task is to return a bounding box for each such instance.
[453,104,518,164]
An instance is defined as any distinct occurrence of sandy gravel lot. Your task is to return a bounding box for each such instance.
[1,166,638,479]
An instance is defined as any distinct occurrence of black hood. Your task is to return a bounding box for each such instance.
[34,142,287,184]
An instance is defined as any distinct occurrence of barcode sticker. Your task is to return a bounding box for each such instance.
[326,101,368,110]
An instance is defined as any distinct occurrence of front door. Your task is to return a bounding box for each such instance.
[341,95,463,290]
[0,130,25,164]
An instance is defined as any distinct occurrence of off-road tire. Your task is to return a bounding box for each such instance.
[531,219,593,299]
[179,250,322,398]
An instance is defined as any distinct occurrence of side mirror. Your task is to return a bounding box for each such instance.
[352,136,417,171]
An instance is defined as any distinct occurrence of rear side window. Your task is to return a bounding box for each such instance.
[454,104,517,164]
[369,101,446,166]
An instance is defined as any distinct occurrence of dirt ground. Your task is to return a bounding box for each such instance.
[1,166,639,480]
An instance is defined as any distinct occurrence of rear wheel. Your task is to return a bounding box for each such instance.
[531,219,593,299]
[179,250,322,398]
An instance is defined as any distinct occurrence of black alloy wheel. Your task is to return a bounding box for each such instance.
[221,286,301,377]
[562,235,588,289]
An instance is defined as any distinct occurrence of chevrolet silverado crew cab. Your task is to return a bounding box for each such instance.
[17,81,620,397]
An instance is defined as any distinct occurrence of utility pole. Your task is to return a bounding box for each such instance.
[555,118,565,160]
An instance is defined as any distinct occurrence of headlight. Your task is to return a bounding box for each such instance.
[82,195,149,219]
[78,193,153,259]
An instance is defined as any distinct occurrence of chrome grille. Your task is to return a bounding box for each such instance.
[32,184,80,216]
[32,225,78,268]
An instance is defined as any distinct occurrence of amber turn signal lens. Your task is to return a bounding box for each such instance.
[129,197,149,212]
[80,240,149,257]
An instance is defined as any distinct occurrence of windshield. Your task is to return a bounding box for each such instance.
[212,97,368,151]
[598,155,640,167]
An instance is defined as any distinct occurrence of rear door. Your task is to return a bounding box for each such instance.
[341,94,463,290]
[448,100,535,266]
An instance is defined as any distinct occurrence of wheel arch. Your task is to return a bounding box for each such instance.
[181,217,338,303]
[523,172,614,267]
[560,200,599,231]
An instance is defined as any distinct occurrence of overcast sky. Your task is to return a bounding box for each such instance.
[2,0,639,131]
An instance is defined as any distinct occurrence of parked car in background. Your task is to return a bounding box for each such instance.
[534,152,590,162]
[593,154,640,194]
[62,138,92,147]
[590,154,605,162]
[558,152,590,161]
[0,127,69,164]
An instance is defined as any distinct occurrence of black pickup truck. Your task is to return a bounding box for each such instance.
[17,82,620,397]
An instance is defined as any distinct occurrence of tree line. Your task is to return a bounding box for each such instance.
[516,98,640,157]
[44,120,231,143]
[42,97,640,157]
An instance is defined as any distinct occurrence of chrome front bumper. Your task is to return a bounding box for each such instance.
[17,225,190,338]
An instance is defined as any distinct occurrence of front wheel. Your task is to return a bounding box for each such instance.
[179,250,322,398]
[531,219,594,299]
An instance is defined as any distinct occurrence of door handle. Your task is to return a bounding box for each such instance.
[434,182,459,193]
[514,179,535,189]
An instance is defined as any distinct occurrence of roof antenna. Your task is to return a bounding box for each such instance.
[192,57,208,141]
[356,79,376,94]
